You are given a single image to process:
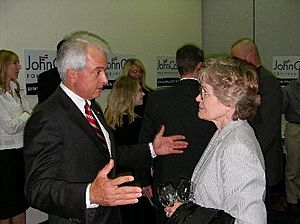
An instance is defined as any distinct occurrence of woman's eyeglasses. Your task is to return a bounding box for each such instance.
[199,87,214,100]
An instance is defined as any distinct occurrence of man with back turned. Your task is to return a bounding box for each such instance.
[139,44,216,223]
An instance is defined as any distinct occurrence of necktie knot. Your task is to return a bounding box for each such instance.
[84,101,90,111]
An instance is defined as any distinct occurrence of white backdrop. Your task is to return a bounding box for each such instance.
[0,0,202,109]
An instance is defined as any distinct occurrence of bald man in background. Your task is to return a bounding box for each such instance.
[231,38,284,208]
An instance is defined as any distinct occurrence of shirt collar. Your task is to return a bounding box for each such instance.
[60,83,90,115]
[180,77,199,82]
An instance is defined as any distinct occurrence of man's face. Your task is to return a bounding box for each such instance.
[72,46,108,100]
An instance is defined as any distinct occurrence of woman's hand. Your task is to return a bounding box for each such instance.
[142,185,153,198]
[164,201,182,218]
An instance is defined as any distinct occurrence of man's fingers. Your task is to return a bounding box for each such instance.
[98,159,114,178]
[173,140,188,149]
[170,149,184,154]
[109,198,140,206]
[117,185,142,195]
[104,186,143,206]
[156,125,165,137]
[170,135,186,141]
[111,175,135,187]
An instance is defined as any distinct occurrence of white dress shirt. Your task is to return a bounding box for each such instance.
[0,81,31,150]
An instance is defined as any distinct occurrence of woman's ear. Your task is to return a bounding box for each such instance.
[225,105,236,120]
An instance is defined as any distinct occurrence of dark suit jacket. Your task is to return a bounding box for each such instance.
[24,87,152,224]
[139,79,216,188]
[37,67,61,104]
[249,66,284,186]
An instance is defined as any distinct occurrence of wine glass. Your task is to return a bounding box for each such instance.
[176,178,195,203]
[157,183,178,207]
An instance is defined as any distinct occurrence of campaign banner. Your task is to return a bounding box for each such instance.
[156,56,180,87]
[104,53,135,89]
[24,50,134,95]
[272,56,300,86]
[24,49,56,95]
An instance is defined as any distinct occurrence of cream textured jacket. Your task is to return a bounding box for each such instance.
[192,119,267,224]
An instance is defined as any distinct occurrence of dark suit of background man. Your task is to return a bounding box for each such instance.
[139,44,216,223]
[231,38,284,207]
[23,31,188,224]
[37,40,65,104]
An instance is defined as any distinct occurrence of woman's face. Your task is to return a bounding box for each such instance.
[134,83,145,106]
[128,64,144,81]
[195,82,230,129]
[6,59,21,81]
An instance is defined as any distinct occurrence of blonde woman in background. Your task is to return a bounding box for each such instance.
[105,76,156,224]
[121,58,153,116]
[0,50,31,224]
[105,76,144,136]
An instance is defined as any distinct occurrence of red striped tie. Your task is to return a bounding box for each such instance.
[84,101,109,151]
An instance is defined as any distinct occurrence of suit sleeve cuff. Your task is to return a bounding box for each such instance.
[148,143,157,158]
[86,184,99,208]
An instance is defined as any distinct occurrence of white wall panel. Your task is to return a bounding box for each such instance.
[202,0,253,57]
[0,0,202,109]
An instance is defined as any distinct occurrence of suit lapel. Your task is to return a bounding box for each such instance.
[90,103,116,176]
[90,103,115,159]
[57,88,110,159]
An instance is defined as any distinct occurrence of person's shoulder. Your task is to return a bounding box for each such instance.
[223,121,256,144]
[290,80,300,89]
[258,66,278,81]
[258,66,281,89]
[149,86,173,97]
[37,88,65,111]
[284,80,300,93]
[38,67,59,80]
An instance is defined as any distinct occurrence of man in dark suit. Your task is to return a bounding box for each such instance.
[139,44,216,223]
[37,40,65,104]
[231,38,284,207]
[23,31,188,224]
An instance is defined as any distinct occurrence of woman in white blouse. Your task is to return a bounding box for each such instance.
[165,57,267,224]
[0,50,31,224]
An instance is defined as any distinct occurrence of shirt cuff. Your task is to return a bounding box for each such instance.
[148,142,157,158]
[86,183,99,208]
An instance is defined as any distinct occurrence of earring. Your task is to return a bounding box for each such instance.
[226,111,231,119]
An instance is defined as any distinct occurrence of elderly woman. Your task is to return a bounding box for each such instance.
[165,57,266,224]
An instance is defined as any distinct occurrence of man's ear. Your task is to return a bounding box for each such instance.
[245,52,255,64]
[196,62,203,69]
[194,62,203,72]
[66,69,76,81]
